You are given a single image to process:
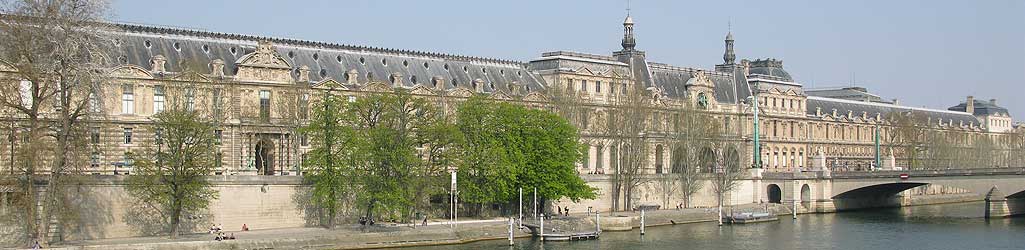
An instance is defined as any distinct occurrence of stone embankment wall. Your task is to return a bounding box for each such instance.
[61,176,309,241]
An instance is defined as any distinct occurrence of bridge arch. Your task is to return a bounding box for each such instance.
[832,182,929,199]
[767,184,782,204]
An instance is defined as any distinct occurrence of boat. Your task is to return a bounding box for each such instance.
[522,223,600,241]
[727,212,779,224]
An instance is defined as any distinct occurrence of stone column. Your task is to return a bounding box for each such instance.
[985,186,1010,218]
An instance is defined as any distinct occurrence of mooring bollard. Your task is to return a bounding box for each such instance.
[595,211,601,234]
[640,209,646,235]
[540,214,545,242]
[508,217,514,246]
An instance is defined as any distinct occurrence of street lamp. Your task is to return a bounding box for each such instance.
[747,95,761,169]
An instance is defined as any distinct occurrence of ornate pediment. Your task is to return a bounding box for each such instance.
[109,65,154,79]
[171,71,211,82]
[314,78,347,90]
[686,70,714,88]
[523,91,549,102]
[447,87,474,98]
[489,90,512,100]
[362,81,393,93]
[235,41,294,83]
[575,67,597,76]
[409,84,436,95]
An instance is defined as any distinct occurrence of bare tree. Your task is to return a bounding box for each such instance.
[0,0,113,245]
[710,115,745,217]
[884,111,930,170]
[667,101,718,208]
[604,82,653,212]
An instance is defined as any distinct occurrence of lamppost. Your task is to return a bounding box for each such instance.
[747,95,761,169]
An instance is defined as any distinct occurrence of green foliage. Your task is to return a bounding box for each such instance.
[456,96,596,205]
[125,108,219,238]
[302,91,454,223]
[300,93,357,227]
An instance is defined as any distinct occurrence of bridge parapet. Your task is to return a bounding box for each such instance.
[830,168,1025,179]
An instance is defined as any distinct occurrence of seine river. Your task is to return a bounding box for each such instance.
[415,202,1024,250]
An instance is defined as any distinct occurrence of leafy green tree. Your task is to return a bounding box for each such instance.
[301,92,357,228]
[346,91,449,222]
[125,107,219,238]
[456,96,596,214]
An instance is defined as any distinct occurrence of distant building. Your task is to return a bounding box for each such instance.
[1,13,1021,177]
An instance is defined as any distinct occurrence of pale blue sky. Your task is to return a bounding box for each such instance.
[112,0,1025,118]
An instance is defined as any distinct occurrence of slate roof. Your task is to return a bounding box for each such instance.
[806,87,890,103]
[807,96,979,125]
[111,23,545,93]
[648,63,744,104]
[747,59,794,82]
[947,99,1010,117]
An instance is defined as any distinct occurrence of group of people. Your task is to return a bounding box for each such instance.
[210,223,248,241]
[586,168,606,175]
[554,206,571,216]
[358,216,376,226]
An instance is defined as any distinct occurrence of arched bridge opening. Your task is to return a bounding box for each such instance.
[832,182,929,211]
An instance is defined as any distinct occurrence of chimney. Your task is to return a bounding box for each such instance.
[431,76,445,91]
[473,78,485,93]
[151,55,167,72]
[297,65,310,82]
[210,59,225,77]
[892,99,899,105]
[966,96,975,114]
[390,72,403,88]
[990,99,997,105]
[346,69,359,85]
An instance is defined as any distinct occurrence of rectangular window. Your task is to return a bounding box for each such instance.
[121,84,134,114]
[18,80,31,108]
[595,81,601,93]
[609,82,615,94]
[215,130,223,144]
[566,79,574,92]
[300,134,309,146]
[123,128,133,145]
[90,151,101,168]
[123,153,134,167]
[259,90,271,122]
[185,87,195,111]
[580,80,587,92]
[88,91,100,113]
[212,88,223,119]
[596,146,604,170]
[153,85,165,113]
[299,93,310,120]
[90,127,100,144]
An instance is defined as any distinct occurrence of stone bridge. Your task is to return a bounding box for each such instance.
[755,168,1025,218]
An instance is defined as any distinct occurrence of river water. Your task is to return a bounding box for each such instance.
[415,201,1024,250]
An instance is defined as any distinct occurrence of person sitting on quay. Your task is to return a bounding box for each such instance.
[242,223,249,231]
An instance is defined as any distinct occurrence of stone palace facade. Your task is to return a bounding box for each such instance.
[1,14,1022,178]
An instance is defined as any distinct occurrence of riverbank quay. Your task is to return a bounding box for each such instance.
[47,207,728,250]
[41,193,981,250]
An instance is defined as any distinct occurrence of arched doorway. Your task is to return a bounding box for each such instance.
[801,184,811,203]
[767,184,782,203]
[255,139,275,175]
[801,184,812,209]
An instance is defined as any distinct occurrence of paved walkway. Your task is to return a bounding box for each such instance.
[49,205,787,250]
